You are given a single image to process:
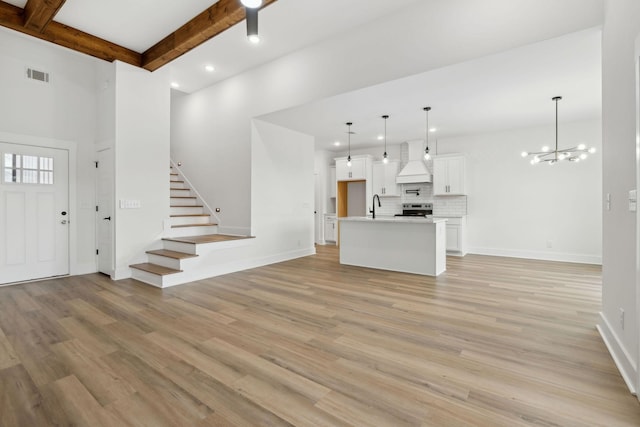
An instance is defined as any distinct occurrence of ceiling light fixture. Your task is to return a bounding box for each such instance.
[333,141,340,146]
[346,122,353,167]
[205,65,215,72]
[246,7,260,44]
[521,96,596,165]
[170,82,180,89]
[382,115,389,164]
[423,106,431,160]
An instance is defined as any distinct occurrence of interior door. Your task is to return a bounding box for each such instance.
[314,173,322,244]
[0,142,69,284]
[96,148,114,276]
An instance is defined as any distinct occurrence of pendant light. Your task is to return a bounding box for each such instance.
[382,115,389,164]
[346,122,353,167]
[423,106,431,160]
[241,0,262,7]
[246,7,260,44]
[521,96,596,164]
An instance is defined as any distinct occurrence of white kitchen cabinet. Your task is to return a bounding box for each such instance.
[372,160,400,197]
[324,215,337,243]
[329,167,336,198]
[433,155,466,195]
[436,216,467,256]
[336,157,368,181]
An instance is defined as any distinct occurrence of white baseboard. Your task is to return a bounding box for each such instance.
[467,246,602,265]
[597,312,637,395]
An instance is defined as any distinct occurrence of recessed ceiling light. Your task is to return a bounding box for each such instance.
[429,128,437,132]
[170,82,180,88]
[333,141,341,146]
[248,34,261,44]
[377,135,384,140]
[205,65,215,72]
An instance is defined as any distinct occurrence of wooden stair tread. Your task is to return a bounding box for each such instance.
[170,214,210,217]
[170,196,197,199]
[130,263,182,275]
[146,249,198,259]
[170,187,190,190]
[170,180,184,183]
[163,234,254,244]
[171,223,218,228]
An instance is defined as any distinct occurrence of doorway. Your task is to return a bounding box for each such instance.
[0,142,69,284]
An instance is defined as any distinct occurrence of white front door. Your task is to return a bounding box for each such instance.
[96,148,114,276]
[0,142,69,284]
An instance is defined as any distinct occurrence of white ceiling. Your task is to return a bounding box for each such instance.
[2,0,602,148]
[259,27,602,151]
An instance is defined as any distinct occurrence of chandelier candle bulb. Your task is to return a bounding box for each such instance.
[521,96,597,165]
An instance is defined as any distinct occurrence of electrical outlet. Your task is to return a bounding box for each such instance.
[619,308,625,330]
[606,193,611,211]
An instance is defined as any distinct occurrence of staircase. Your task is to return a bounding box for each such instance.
[129,166,253,288]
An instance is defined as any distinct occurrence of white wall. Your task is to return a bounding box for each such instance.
[599,0,640,394]
[113,62,171,279]
[172,0,602,234]
[0,28,106,274]
[250,120,315,259]
[440,120,602,263]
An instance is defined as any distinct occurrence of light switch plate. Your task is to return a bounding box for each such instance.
[629,190,637,212]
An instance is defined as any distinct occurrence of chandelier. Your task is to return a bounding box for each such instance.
[521,96,595,165]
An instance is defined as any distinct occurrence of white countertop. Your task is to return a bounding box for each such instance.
[339,216,447,224]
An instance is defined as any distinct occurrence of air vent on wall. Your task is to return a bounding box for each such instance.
[26,67,49,83]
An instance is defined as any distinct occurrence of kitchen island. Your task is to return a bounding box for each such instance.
[339,216,447,276]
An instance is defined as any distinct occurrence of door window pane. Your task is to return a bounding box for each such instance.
[2,154,54,185]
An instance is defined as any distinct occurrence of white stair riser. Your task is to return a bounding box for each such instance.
[169,181,187,189]
[170,216,212,226]
[170,206,204,215]
[131,269,164,287]
[147,254,182,270]
[170,225,218,237]
[170,197,198,206]
[162,240,197,254]
[171,189,191,197]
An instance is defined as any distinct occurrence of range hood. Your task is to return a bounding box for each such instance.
[396,140,432,184]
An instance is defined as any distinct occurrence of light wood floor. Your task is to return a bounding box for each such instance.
[1,246,639,426]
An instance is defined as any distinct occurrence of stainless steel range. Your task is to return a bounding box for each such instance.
[394,203,433,218]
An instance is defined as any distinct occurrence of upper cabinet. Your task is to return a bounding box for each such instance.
[372,160,400,196]
[329,166,336,198]
[336,156,369,181]
[433,155,466,196]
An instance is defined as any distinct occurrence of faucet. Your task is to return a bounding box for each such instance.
[370,194,381,219]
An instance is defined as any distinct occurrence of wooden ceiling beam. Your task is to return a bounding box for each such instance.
[23,0,65,33]
[142,0,278,72]
[0,1,141,67]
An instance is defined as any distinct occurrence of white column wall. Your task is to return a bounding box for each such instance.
[113,62,171,279]
[599,0,640,394]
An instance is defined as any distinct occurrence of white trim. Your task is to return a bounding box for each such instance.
[0,131,88,277]
[113,267,132,281]
[634,31,640,401]
[597,312,638,395]
[467,246,601,265]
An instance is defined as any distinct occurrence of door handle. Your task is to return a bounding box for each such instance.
[61,220,67,224]
[103,216,111,221]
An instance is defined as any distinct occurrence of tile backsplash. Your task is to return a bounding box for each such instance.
[374,183,467,217]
